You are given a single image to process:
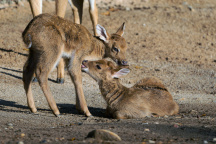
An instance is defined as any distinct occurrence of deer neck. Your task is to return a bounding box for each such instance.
[88,37,106,60]
[99,79,127,106]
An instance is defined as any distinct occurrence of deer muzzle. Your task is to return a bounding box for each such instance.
[118,60,128,66]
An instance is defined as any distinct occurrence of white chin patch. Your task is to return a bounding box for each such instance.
[82,68,89,73]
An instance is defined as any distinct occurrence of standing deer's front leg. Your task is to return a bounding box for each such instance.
[68,57,92,117]
[29,0,42,17]
[56,0,68,18]
[69,0,84,24]
[89,0,98,36]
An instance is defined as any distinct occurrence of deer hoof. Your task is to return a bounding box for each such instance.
[55,114,61,118]
[56,78,64,84]
[31,108,37,113]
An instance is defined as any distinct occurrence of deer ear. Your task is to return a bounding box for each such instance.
[115,22,125,36]
[96,24,110,43]
[112,68,130,78]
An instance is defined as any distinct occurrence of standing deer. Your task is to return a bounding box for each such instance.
[22,13,128,117]
[81,59,179,119]
[28,0,98,83]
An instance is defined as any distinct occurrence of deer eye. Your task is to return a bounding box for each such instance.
[96,65,101,69]
[113,47,119,52]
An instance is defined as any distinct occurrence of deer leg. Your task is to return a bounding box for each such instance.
[56,0,68,18]
[55,0,68,84]
[29,0,42,17]
[56,59,65,84]
[69,0,84,24]
[88,0,98,36]
[36,67,60,117]
[23,56,37,113]
[68,58,91,117]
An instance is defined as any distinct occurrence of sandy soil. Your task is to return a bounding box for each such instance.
[0,0,216,143]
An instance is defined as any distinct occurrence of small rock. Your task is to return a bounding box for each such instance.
[155,122,159,124]
[17,141,24,144]
[7,123,13,126]
[187,5,194,11]
[86,129,121,141]
[40,139,50,143]
[213,138,216,142]
[8,126,13,129]
[144,128,150,132]
[78,122,82,125]
[21,133,25,137]
[203,140,208,144]
[125,7,130,11]
[149,140,156,143]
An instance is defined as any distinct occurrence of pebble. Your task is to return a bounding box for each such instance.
[86,129,121,141]
[125,7,130,11]
[78,122,83,125]
[203,140,208,144]
[17,141,24,144]
[40,139,50,143]
[149,140,156,143]
[7,123,13,126]
[213,138,216,142]
[21,133,25,137]
[144,128,150,132]
[8,126,13,129]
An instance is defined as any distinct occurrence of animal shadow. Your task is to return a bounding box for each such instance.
[58,103,106,118]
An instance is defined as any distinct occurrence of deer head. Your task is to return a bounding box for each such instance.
[96,23,128,66]
[81,59,130,82]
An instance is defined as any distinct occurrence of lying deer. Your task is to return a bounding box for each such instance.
[22,13,128,117]
[29,0,98,83]
[81,59,179,119]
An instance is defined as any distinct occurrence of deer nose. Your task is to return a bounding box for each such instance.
[82,60,88,65]
[121,60,128,66]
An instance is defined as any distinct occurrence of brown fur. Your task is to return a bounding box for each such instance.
[22,13,128,117]
[82,60,179,119]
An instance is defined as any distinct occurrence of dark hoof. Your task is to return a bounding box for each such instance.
[55,114,61,118]
[32,77,38,82]
[56,78,64,84]
[85,115,93,120]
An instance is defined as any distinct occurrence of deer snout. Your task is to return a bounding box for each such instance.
[81,60,88,69]
[82,60,88,64]
[118,60,128,66]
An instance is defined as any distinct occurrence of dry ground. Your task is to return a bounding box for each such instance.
[0,0,216,143]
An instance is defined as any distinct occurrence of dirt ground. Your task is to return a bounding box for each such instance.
[0,0,216,143]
